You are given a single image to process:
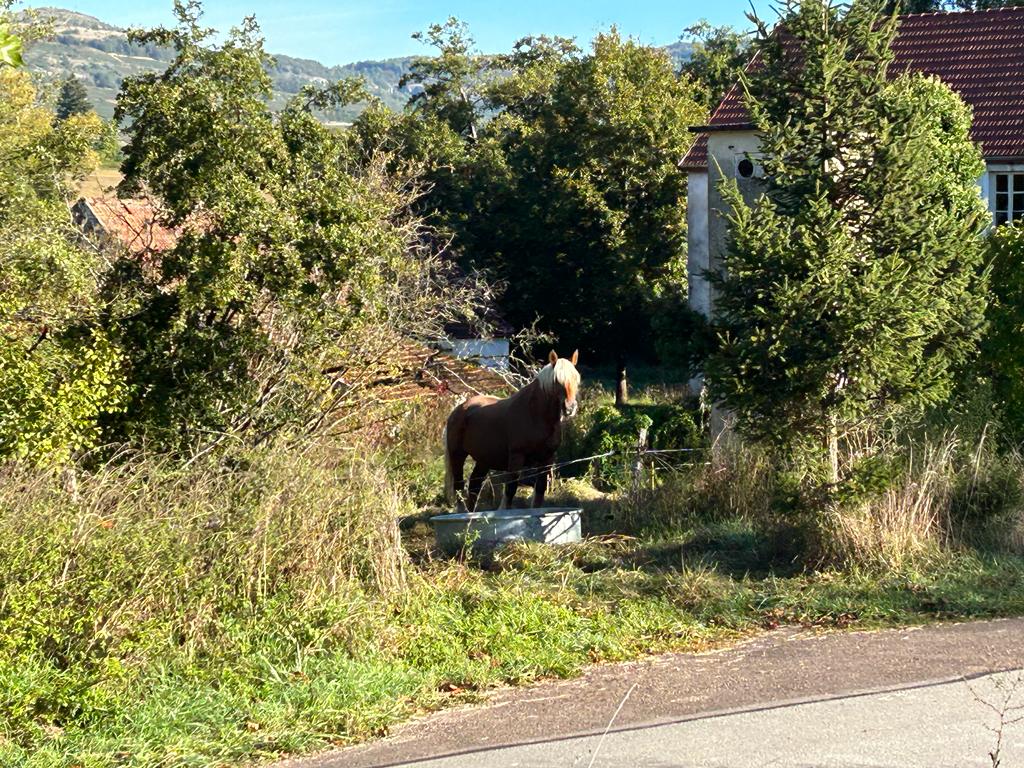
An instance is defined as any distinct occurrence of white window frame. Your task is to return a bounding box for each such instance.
[988,163,1024,226]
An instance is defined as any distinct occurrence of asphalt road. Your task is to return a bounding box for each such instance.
[281,618,1024,768]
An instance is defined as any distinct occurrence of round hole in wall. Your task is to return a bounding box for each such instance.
[737,158,755,178]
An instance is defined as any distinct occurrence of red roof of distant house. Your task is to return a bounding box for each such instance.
[72,196,180,255]
[681,7,1024,170]
[378,341,513,402]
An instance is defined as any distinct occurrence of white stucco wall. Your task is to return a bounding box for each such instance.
[686,135,1016,320]
[686,130,761,320]
[686,171,711,318]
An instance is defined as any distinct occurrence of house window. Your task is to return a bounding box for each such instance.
[995,173,1024,226]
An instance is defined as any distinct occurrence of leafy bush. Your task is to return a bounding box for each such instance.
[0,67,125,464]
[980,224,1024,444]
[568,401,702,489]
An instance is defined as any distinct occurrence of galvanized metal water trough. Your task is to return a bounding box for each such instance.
[430,507,583,554]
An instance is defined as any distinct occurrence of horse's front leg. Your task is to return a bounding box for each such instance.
[498,452,525,510]
[531,454,555,508]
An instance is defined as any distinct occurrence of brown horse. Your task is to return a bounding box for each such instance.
[444,350,581,512]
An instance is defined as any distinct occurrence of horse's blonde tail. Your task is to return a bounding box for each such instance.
[442,424,454,504]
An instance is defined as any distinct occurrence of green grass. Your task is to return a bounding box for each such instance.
[4,515,1023,767]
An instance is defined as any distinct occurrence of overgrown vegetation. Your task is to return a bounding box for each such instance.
[2,408,1023,765]
[3,0,1024,765]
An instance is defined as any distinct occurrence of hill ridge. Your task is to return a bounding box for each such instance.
[21,6,691,123]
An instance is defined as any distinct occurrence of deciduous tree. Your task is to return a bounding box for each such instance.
[363,25,706,362]
[679,20,751,109]
[0,68,123,463]
[111,1,486,452]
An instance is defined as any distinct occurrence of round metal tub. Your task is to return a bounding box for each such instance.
[430,507,583,554]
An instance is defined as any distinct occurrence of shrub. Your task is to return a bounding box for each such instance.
[0,67,125,464]
[980,223,1024,444]
[568,401,702,490]
[811,432,1024,568]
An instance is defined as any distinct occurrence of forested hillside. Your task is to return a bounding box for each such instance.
[23,7,694,121]
[22,7,417,120]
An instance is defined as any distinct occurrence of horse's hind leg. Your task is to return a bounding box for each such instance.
[467,462,489,513]
[452,450,468,512]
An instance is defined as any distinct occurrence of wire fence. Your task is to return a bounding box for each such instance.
[473,445,706,488]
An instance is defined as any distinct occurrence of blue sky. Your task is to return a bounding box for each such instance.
[27,0,757,66]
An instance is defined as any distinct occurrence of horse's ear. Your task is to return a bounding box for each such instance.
[571,349,579,366]
[548,350,558,365]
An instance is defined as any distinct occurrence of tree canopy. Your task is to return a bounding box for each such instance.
[108,0,484,452]
[678,21,751,110]
[55,74,91,120]
[358,24,706,362]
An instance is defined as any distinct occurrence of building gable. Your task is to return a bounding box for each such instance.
[681,7,1024,170]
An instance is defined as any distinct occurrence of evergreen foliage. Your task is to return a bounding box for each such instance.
[55,73,91,119]
[706,0,989,487]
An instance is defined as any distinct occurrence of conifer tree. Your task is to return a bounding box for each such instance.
[706,0,989,488]
[55,74,91,120]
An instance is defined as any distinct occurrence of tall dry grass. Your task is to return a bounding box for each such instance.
[0,443,410,661]
[812,431,1023,567]
[614,423,1024,570]
[616,432,776,533]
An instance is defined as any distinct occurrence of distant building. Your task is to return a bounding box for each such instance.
[681,7,1024,320]
[72,196,179,257]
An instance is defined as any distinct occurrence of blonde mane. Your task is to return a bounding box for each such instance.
[537,357,581,399]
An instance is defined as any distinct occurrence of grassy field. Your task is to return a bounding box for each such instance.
[77,165,122,198]
[1,388,1023,766]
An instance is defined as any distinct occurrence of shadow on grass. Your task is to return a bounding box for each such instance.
[568,522,806,581]
[402,488,807,581]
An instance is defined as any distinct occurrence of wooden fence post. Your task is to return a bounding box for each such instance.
[615,358,628,407]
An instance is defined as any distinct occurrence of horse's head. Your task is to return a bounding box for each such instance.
[539,349,581,420]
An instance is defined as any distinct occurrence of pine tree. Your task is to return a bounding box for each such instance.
[55,74,91,120]
[705,0,989,489]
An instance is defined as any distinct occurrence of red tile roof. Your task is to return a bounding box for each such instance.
[374,340,513,402]
[681,7,1024,170]
[72,197,180,255]
[682,134,708,172]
